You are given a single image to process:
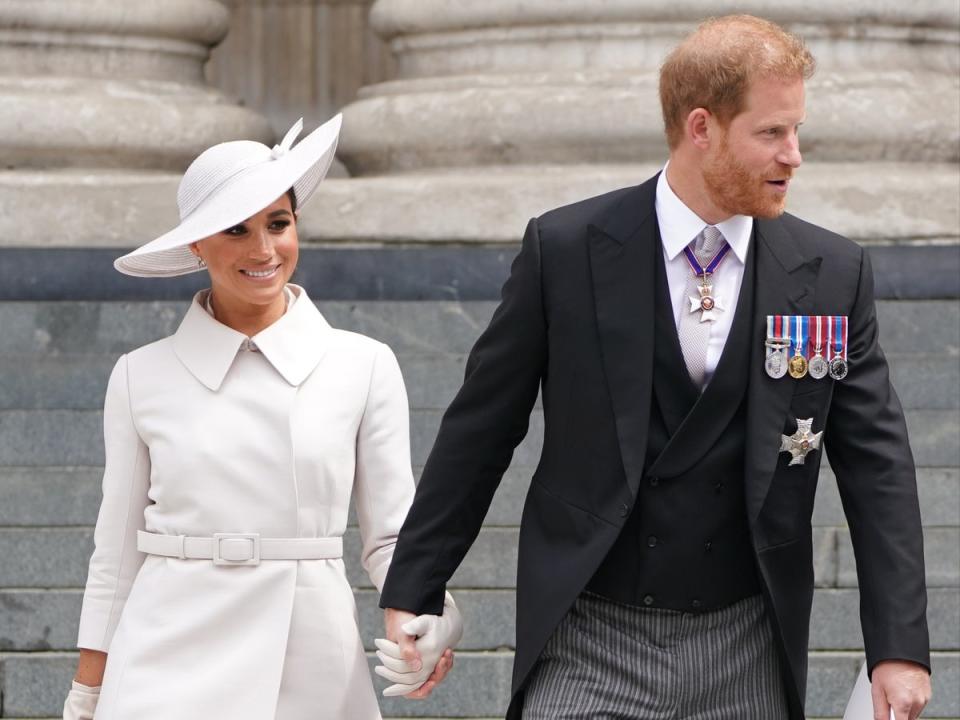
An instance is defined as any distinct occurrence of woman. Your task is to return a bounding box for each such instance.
[62,116,461,720]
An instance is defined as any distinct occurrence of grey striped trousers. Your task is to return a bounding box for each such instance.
[522,593,788,720]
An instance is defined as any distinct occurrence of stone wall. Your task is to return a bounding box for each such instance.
[0,246,957,718]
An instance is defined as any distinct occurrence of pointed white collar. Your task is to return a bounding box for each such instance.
[655,163,752,263]
[172,284,330,390]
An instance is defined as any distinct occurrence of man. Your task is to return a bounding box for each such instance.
[381,15,931,719]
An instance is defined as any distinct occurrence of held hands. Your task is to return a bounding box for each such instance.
[870,660,931,720]
[376,593,463,698]
[63,681,100,720]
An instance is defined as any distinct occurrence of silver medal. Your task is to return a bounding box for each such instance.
[828,356,848,380]
[765,348,788,379]
[808,354,829,379]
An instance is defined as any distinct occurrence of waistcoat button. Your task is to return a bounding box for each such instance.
[647,535,658,548]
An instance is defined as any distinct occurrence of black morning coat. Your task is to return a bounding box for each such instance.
[379,173,930,719]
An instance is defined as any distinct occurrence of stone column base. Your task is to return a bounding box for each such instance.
[300,163,960,245]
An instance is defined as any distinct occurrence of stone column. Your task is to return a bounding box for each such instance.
[0,0,272,247]
[308,0,959,244]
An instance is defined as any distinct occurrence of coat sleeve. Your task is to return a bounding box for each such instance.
[77,354,151,652]
[379,218,548,615]
[824,248,930,675]
[353,342,416,594]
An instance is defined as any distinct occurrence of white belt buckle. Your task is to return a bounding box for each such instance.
[213,532,261,566]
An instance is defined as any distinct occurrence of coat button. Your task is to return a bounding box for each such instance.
[643,594,655,606]
[649,475,660,487]
[620,503,629,517]
[714,481,724,493]
[647,535,658,548]
[692,599,702,609]
[704,541,713,552]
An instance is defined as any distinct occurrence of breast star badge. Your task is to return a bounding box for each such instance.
[688,283,725,323]
[779,417,823,466]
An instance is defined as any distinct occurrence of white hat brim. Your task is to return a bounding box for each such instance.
[114,114,342,278]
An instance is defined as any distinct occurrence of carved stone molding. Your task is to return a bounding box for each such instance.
[0,0,271,247]
[316,0,959,245]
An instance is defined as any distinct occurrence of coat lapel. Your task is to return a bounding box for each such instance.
[745,216,822,525]
[173,284,331,391]
[254,286,331,386]
[172,294,247,392]
[587,178,658,499]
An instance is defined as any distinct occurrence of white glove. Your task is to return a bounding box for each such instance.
[375,592,463,697]
[63,681,100,720]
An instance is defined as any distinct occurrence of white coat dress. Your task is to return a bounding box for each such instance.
[76,285,415,719]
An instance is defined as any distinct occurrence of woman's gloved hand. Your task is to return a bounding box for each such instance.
[375,592,463,697]
[63,681,100,720]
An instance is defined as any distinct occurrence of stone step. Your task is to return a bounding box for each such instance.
[2,466,956,530]
[0,300,956,358]
[1,650,956,718]
[1,526,955,591]
[1,351,956,412]
[2,587,957,654]
[2,407,957,469]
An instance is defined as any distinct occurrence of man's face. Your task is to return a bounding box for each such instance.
[702,76,806,218]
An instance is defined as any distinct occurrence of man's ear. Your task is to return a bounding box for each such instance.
[686,108,713,150]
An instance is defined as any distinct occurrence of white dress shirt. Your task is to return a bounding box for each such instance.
[655,165,753,386]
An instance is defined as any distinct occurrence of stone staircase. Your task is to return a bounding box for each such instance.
[1,297,957,719]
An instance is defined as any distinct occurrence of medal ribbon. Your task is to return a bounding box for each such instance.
[808,315,824,356]
[833,315,846,361]
[842,315,848,360]
[682,239,731,280]
[792,314,806,357]
[826,316,834,361]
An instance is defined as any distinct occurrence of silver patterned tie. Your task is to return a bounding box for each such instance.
[677,226,724,388]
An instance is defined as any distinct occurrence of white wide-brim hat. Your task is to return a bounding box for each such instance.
[114,114,342,277]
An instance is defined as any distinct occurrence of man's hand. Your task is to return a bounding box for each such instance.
[379,603,460,699]
[871,660,931,720]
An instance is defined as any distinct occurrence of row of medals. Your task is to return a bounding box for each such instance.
[765,338,848,381]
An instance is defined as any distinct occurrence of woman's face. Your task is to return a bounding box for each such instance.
[190,193,298,309]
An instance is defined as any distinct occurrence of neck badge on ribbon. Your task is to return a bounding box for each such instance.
[683,240,731,323]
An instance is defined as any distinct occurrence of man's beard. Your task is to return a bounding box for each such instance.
[702,138,791,219]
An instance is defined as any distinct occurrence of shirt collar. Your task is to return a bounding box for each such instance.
[172,283,331,391]
[655,163,752,263]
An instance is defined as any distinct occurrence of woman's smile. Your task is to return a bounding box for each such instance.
[239,264,282,280]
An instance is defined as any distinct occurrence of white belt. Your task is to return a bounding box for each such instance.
[137,530,343,566]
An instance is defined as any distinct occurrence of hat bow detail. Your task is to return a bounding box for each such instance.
[271,118,304,160]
